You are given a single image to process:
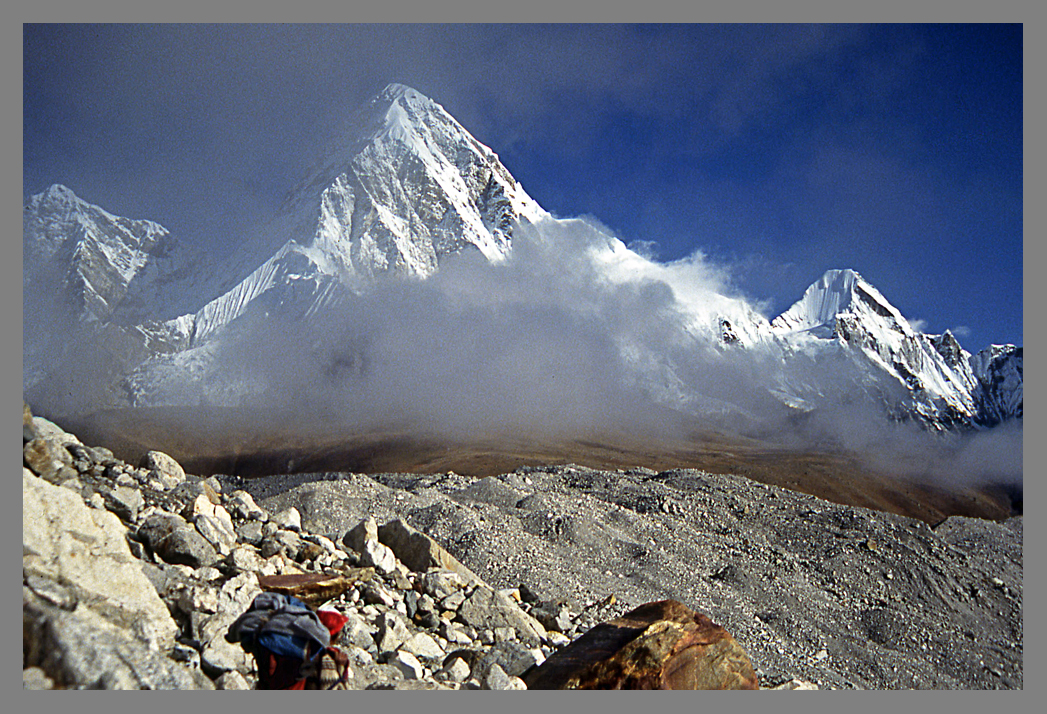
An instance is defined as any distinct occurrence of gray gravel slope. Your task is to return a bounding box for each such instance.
[220,464,1022,689]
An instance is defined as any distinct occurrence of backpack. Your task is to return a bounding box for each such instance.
[227,592,351,689]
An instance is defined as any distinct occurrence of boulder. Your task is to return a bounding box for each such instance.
[457,585,547,648]
[343,516,379,553]
[522,600,759,690]
[137,512,219,567]
[139,450,186,484]
[24,590,214,690]
[256,569,373,609]
[378,519,483,587]
[23,469,179,649]
[23,438,77,484]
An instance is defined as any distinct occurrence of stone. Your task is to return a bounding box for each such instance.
[474,639,545,679]
[23,402,39,442]
[31,416,81,446]
[440,589,467,612]
[195,572,262,676]
[388,650,424,680]
[224,544,265,574]
[377,611,412,654]
[137,512,219,568]
[139,450,186,484]
[440,619,474,646]
[23,470,179,649]
[24,589,213,690]
[361,579,398,608]
[457,585,547,648]
[360,538,398,575]
[228,489,268,521]
[378,519,483,586]
[343,516,380,553]
[771,678,819,690]
[216,670,251,690]
[256,569,373,608]
[23,439,77,484]
[259,529,303,560]
[400,631,446,661]
[423,569,468,600]
[194,513,238,555]
[236,520,265,545]
[22,666,55,690]
[272,506,302,532]
[184,493,216,520]
[482,663,526,690]
[531,599,574,633]
[98,484,145,523]
[437,656,472,683]
[522,600,759,690]
[341,611,379,650]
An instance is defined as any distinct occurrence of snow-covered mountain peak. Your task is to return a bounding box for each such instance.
[770,268,906,336]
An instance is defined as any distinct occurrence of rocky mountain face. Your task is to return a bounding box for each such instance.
[22,404,1022,689]
[22,84,1022,433]
[768,268,1021,429]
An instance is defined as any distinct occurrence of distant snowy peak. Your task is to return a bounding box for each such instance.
[175,83,550,347]
[970,344,1023,425]
[771,268,983,427]
[770,269,909,337]
[284,82,546,276]
[23,184,195,324]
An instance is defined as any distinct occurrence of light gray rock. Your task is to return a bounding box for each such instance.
[216,671,251,690]
[98,484,145,523]
[343,516,380,553]
[22,666,55,690]
[194,512,238,556]
[400,631,446,661]
[474,640,544,679]
[360,538,398,575]
[376,611,411,654]
[24,589,213,690]
[23,439,77,484]
[388,651,424,680]
[137,512,219,568]
[341,610,379,651]
[437,656,472,683]
[228,489,268,521]
[423,569,468,600]
[457,585,547,648]
[378,519,483,586]
[23,469,179,649]
[272,506,302,532]
[139,450,186,484]
[259,529,303,560]
[31,416,81,446]
[482,663,526,690]
[236,520,265,545]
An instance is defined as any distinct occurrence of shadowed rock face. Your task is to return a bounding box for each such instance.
[523,600,758,690]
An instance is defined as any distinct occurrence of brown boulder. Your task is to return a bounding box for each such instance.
[257,568,374,608]
[522,599,759,690]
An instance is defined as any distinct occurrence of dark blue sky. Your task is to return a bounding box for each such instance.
[23,24,1022,352]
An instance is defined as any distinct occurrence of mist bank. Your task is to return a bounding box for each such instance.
[27,217,1021,490]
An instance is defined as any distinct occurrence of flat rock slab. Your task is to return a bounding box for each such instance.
[523,600,758,690]
[257,569,374,608]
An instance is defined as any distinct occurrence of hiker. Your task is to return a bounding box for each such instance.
[226,592,351,689]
